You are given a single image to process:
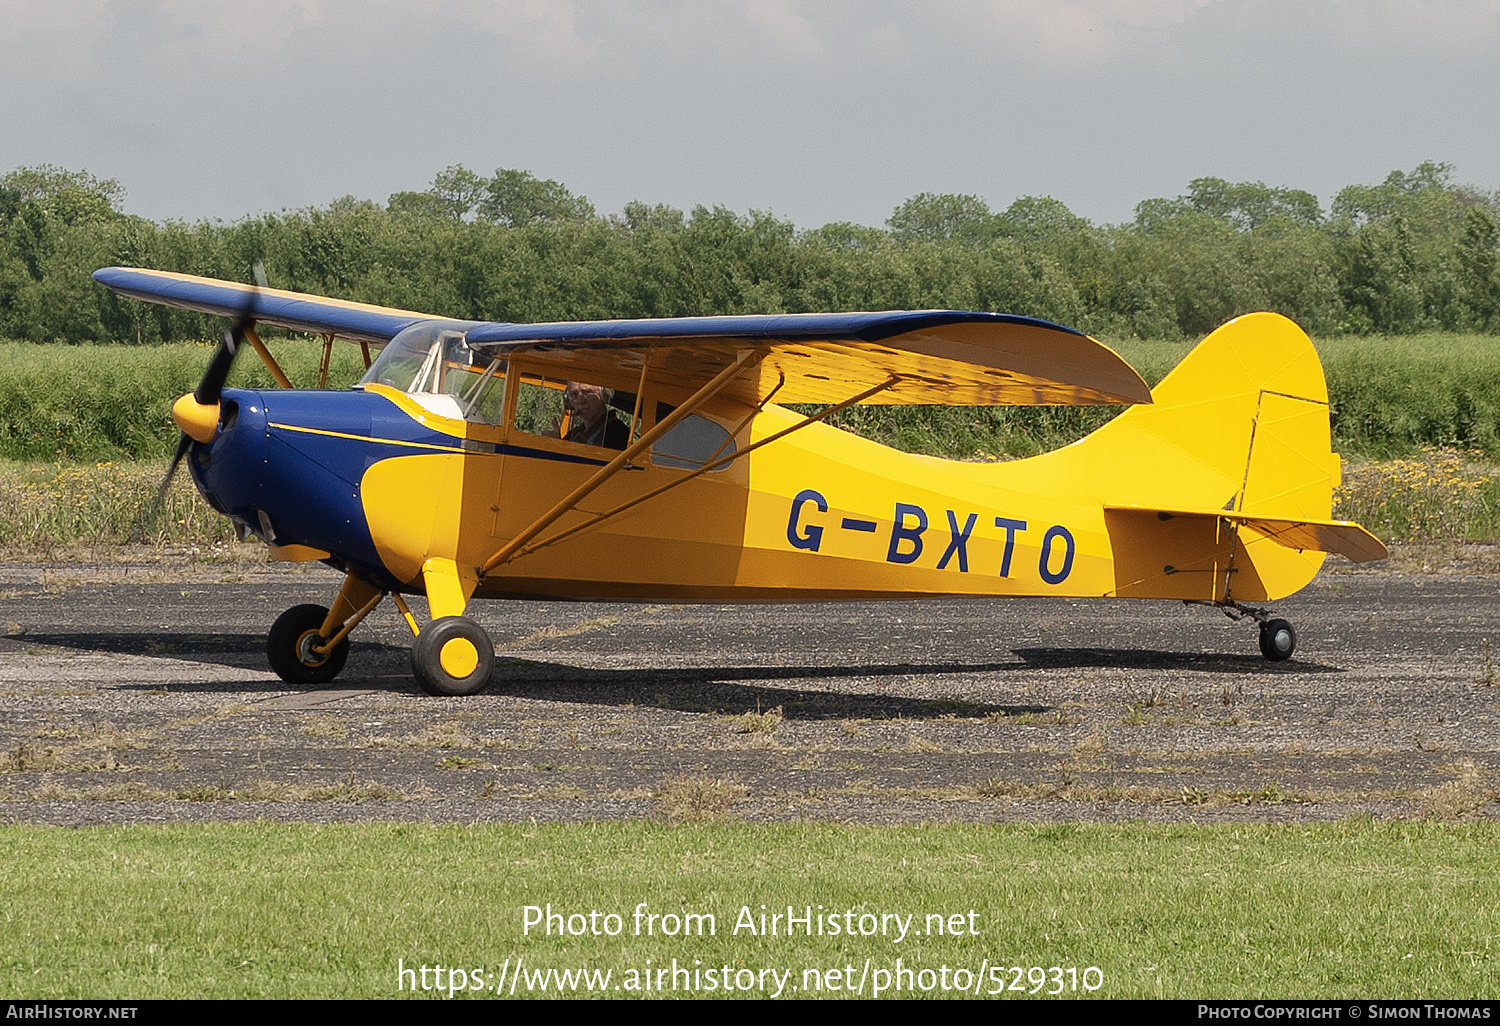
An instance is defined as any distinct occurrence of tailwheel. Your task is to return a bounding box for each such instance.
[268,604,349,684]
[1258,618,1297,662]
[411,616,495,696]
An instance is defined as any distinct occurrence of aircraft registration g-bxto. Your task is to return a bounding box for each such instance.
[93,266,1387,697]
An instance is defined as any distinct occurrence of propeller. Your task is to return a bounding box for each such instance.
[131,260,265,543]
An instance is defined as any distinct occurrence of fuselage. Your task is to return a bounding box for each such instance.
[190,347,1328,609]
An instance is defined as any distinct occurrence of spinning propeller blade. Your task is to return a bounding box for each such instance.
[132,261,263,542]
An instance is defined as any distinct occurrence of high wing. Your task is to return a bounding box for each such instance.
[92,267,447,344]
[93,266,1151,406]
[465,312,1151,406]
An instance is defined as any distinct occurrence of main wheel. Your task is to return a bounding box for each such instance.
[267,603,349,684]
[1258,618,1297,661]
[411,616,495,696]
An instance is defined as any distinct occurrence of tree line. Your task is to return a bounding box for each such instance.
[1,160,1498,344]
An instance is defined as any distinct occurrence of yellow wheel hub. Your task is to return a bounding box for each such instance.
[296,629,330,667]
[438,637,479,678]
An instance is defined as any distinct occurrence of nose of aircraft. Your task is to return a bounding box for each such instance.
[186,388,265,518]
[171,392,221,443]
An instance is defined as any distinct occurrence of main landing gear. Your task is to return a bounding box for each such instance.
[1213,602,1297,662]
[265,572,497,696]
[410,616,495,697]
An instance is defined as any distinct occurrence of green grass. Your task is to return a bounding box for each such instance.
[805,333,1500,461]
[1316,334,1500,457]
[0,460,238,550]
[0,820,1494,999]
[1,333,1498,462]
[0,338,367,461]
[0,448,1495,554]
[1337,448,1499,543]
[0,331,1494,556]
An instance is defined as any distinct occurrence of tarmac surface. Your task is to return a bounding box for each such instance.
[0,559,1496,825]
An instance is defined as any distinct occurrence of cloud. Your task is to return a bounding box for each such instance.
[0,0,110,67]
[446,1,837,65]
[0,0,110,41]
[154,0,327,49]
[740,0,826,58]
[1310,0,1500,54]
[449,0,605,62]
[11,0,1500,72]
[947,0,1219,62]
[129,1,879,68]
[939,0,1500,65]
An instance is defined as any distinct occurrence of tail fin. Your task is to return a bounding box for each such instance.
[1102,312,1335,511]
[1025,313,1379,601]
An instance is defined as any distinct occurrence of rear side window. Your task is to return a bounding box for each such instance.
[652,405,736,470]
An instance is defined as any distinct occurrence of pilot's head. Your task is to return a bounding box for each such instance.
[565,381,610,426]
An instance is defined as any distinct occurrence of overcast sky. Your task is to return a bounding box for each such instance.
[4,0,1499,228]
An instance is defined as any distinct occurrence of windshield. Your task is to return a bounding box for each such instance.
[361,320,506,422]
[364,321,490,392]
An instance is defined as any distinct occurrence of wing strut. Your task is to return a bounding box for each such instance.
[317,333,335,388]
[495,374,903,566]
[479,349,765,576]
[243,326,293,389]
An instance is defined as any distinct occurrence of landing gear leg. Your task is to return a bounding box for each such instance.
[267,574,383,685]
[407,558,494,697]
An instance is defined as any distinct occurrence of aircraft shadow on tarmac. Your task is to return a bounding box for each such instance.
[1011,647,1343,674]
[8,630,1340,720]
[6,631,390,668]
[479,659,1046,721]
[17,631,1043,719]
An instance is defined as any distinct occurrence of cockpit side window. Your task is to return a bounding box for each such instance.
[454,358,507,423]
[512,373,639,451]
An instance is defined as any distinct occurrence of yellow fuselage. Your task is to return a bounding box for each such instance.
[357,314,1337,615]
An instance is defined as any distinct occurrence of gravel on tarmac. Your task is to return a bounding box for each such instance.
[0,559,1495,826]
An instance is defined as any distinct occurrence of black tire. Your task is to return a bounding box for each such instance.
[267,603,349,684]
[411,616,495,696]
[1259,618,1297,661]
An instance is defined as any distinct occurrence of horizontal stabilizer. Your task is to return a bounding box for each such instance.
[1105,506,1389,564]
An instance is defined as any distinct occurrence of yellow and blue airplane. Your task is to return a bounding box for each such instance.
[93,266,1387,696]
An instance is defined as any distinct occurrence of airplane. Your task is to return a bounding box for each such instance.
[92,266,1388,696]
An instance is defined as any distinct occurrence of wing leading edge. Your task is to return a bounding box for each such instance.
[92,267,445,344]
[93,266,1151,406]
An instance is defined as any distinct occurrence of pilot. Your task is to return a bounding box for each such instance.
[562,381,630,450]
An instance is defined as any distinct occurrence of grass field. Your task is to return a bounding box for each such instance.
[0,338,369,462]
[1,332,1498,462]
[0,820,1494,1000]
[2,447,1492,555]
[0,334,1495,554]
